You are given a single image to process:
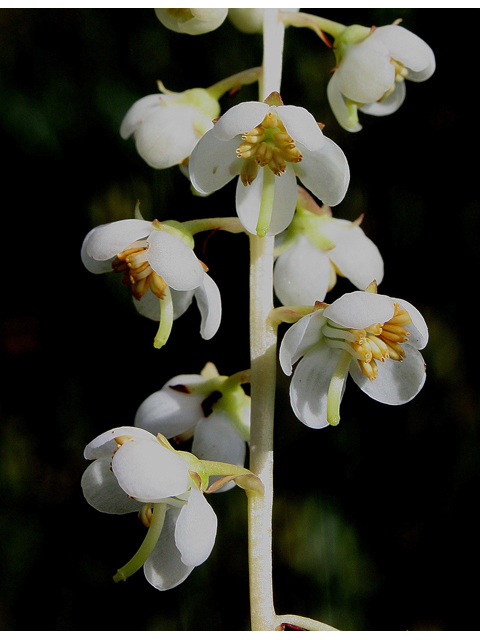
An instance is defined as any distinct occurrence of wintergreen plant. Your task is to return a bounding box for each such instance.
[81,8,434,631]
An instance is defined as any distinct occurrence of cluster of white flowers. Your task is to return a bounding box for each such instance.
[80,8,434,605]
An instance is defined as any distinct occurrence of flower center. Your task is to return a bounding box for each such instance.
[379,58,409,102]
[236,111,303,186]
[112,241,167,301]
[322,303,412,381]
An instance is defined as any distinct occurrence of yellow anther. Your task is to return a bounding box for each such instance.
[115,435,132,447]
[138,503,153,528]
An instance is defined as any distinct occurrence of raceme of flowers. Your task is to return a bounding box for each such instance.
[273,188,384,306]
[81,426,218,590]
[327,23,436,132]
[280,289,429,429]
[81,215,221,347]
[189,94,350,237]
[135,362,250,492]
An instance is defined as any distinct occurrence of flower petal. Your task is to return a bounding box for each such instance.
[235,165,297,236]
[337,37,394,103]
[120,94,165,140]
[289,341,341,429]
[84,426,156,460]
[324,291,395,329]
[392,298,429,350]
[213,101,269,141]
[81,227,114,274]
[372,25,435,78]
[359,80,406,116]
[174,487,217,567]
[112,438,191,502]
[189,128,242,195]
[81,458,140,514]
[133,106,199,169]
[134,375,207,440]
[349,343,426,404]
[193,273,222,340]
[324,220,384,290]
[294,137,350,207]
[279,309,326,376]
[273,236,332,306]
[147,230,204,291]
[326,74,363,133]
[85,219,154,262]
[276,105,325,151]
[144,507,195,590]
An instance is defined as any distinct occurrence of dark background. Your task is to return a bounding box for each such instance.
[1,8,478,631]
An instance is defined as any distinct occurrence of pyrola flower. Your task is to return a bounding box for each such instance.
[189,93,349,237]
[280,287,428,428]
[154,8,228,35]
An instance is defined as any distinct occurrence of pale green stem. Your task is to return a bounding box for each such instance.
[255,169,276,238]
[280,10,346,41]
[153,287,173,349]
[113,502,167,582]
[326,350,353,426]
[183,217,246,236]
[207,66,262,101]
[246,9,285,632]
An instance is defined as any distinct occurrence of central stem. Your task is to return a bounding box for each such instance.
[247,8,284,631]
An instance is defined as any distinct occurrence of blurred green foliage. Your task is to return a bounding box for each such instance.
[0,8,478,631]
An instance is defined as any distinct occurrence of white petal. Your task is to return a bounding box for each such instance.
[193,411,247,493]
[147,230,204,291]
[324,221,384,289]
[349,343,426,405]
[120,94,165,140]
[134,375,206,439]
[294,137,350,207]
[373,25,435,77]
[112,438,191,502]
[81,227,114,274]
[213,101,269,141]
[134,106,199,169]
[326,74,363,133]
[273,236,331,306]
[171,288,195,320]
[276,105,324,151]
[174,487,217,567]
[359,81,406,116]
[189,128,242,195]
[235,165,297,236]
[133,289,161,321]
[324,291,395,329]
[193,273,222,340]
[392,298,429,350]
[337,37,395,103]
[81,458,140,514]
[144,507,195,590]
[279,309,326,376]
[289,341,341,429]
[85,219,153,262]
[84,426,157,460]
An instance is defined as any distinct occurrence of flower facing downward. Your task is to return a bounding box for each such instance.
[135,363,250,492]
[81,427,218,590]
[327,23,436,131]
[154,8,228,35]
[274,188,383,305]
[81,213,221,348]
[280,287,428,428]
[189,93,349,237]
[120,83,220,170]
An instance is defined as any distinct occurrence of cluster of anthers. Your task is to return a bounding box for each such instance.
[323,303,412,380]
[381,58,408,101]
[237,111,303,186]
[112,242,168,301]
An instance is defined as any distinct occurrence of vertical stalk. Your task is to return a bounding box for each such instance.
[247,8,284,632]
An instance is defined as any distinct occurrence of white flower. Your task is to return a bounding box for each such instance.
[80,216,221,347]
[280,289,428,428]
[154,8,228,35]
[120,85,220,169]
[81,426,218,590]
[274,192,383,305]
[189,95,350,237]
[327,24,436,132]
[135,363,250,492]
